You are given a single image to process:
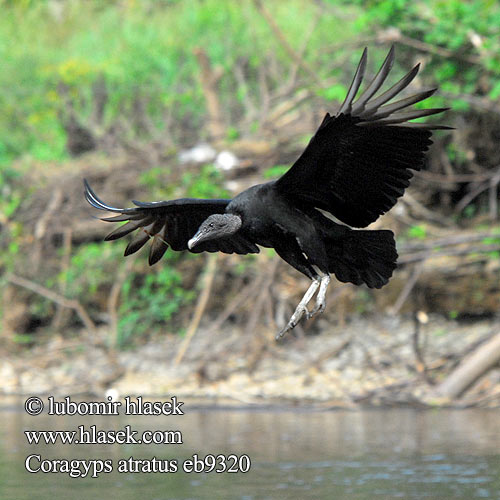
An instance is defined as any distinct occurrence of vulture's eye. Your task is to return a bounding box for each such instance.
[209,223,214,228]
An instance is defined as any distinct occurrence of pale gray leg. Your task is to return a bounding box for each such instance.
[277,279,320,339]
[308,274,331,318]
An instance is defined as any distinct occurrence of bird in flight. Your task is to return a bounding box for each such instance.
[85,46,449,338]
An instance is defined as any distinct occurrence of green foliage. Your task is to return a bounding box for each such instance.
[2,0,499,164]
[354,289,374,315]
[432,327,447,337]
[407,224,427,240]
[59,242,123,298]
[0,0,355,163]
[0,166,26,272]
[339,0,500,110]
[226,126,240,141]
[60,240,195,346]
[139,163,228,207]
[318,83,348,102]
[3,0,500,343]
[181,164,229,199]
[12,333,35,345]
[118,263,195,346]
[446,143,467,164]
[0,165,23,226]
[138,166,176,201]
[463,205,476,218]
[233,253,258,276]
[263,165,290,179]
[481,236,500,259]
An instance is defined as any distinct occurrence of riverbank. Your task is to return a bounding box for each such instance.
[2,314,498,408]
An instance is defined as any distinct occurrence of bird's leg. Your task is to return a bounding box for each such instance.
[277,278,320,339]
[307,274,331,319]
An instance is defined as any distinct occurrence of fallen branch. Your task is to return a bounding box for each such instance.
[402,192,452,226]
[433,331,500,400]
[34,188,63,240]
[440,90,500,116]
[174,253,219,366]
[245,259,279,337]
[378,28,482,66]
[6,273,96,337]
[398,243,500,265]
[489,170,500,221]
[415,170,498,184]
[454,167,500,215]
[399,231,500,253]
[389,262,425,315]
[204,274,264,335]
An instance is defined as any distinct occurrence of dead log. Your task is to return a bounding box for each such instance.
[433,331,500,400]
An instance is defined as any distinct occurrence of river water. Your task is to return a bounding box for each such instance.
[0,397,498,499]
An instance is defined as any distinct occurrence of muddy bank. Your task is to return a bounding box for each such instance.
[2,314,499,408]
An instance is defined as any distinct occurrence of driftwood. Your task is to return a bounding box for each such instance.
[433,331,500,400]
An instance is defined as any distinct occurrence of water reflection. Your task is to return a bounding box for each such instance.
[0,397,498,500]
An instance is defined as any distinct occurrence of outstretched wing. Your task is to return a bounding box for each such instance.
[275,46,451,228]
[84,180,259,265]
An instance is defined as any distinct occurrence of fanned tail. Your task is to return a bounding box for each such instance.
[327,230,398,289]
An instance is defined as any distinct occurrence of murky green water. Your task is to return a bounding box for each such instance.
[0,397,498,499]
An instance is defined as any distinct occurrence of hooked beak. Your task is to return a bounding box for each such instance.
[188,230,204,250]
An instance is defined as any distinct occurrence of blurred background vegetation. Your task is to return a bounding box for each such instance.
[0,0,499,354]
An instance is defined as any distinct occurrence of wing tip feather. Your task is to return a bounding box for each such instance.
[83,178,125,213]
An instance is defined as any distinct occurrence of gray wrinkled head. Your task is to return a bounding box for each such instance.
[188,214,242,250]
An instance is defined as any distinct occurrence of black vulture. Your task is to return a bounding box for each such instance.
[84,47,449,337]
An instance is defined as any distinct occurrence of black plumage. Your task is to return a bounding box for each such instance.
[84,47,450,337]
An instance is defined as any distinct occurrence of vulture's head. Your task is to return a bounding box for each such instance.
[188,214,242,249]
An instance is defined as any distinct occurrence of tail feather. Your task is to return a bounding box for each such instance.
[327,229,397,288]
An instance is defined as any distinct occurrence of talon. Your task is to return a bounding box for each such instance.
[309,302,326,318]
[276,322,294,339]
[276,279,320,338]
[277,275,331,337]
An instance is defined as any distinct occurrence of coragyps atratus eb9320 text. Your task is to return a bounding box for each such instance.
[84,46,450,338]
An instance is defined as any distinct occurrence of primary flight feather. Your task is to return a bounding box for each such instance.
[84,46,450,337]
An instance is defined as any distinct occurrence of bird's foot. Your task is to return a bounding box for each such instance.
[307,275,331,319]
[277,304,310,338]
[276,278,320,339]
